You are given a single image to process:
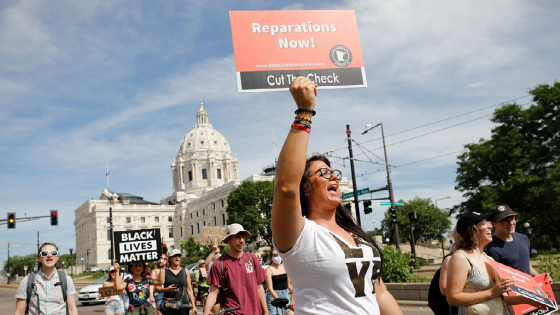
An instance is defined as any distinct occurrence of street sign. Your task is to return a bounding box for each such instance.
[395,202,405,206]
[342,187,369,199]
[23,266,28,271]
[380,202,392,206]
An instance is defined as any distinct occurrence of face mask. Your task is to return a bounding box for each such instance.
[272,257,282,265]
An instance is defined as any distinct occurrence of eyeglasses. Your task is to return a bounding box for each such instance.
[161,257,168,260]
[499,217,518,224]
[314,168,342,180]
[39,250,59,257]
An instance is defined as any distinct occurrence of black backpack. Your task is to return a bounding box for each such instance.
[428,254,457,315]
[25,271,69,315]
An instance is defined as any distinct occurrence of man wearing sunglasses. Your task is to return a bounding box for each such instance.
[15,242,79,315]
[486,204,552,283]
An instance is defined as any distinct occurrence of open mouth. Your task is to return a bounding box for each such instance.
[327,184,338,194]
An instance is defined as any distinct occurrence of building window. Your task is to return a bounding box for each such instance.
[180,216,182,221]
[202,169,207,179]
[168,216,172,222]
[217,169,221,179]
[213,203,215,210]
[126,217,131,224]
[222,213,226,225]
[188,171,193,181]
[169,228,174,238]
[141,217,145,223]
[170,245,175,250]
[127,228,131,231]
[191,225,194,235]
[214,216,216,226]
[196,211,199,217]
[203,221,206,226]
[107,230,111,241]
[108,249,112,260]
[190,213,193,219]
[180,227,183,237]
[221,200,224,207]
[155,217,159,223]
[197,223,200,234]
[203,209,205,215]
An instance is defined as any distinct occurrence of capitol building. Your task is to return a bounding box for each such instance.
[74,104,354,268]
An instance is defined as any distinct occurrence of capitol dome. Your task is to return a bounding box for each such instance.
[171,103,239,198]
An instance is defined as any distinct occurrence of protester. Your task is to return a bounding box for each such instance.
[195,260,209,307]
[264,249,294,315]
[486,204,552,283]
[100,266,125,315]
[203,224,268,315]
[14,242,79,315]
[428,228,459,315]
[152,254,168,315]
[204,245,222,314]
[157,249,197,315]
[271,77,401,315]
[113,259,165,315]
[446,212,545,314]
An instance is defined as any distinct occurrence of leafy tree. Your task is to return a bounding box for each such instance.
[226,180,274,249]
[380,197,452,244]
[3,253,37,277]
[454,82,560,244]
[180,235,205,265]
[382,246,413,283]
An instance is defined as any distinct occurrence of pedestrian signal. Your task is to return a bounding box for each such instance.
[7,213,16,229]
[163,244,168,255]
[408,212,418,221]
[50,210,58,226]
[363,200,373,214]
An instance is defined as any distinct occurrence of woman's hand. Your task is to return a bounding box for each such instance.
[289,77,317,109]
[157,257,166,267]
[490,278,514,298]
[192,307,199,315]
[113,262,120,272]
[149,295,155,303]
[166,284,179,293]
[288,299,295,311]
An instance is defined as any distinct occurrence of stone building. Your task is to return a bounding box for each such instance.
[74,104,354,268]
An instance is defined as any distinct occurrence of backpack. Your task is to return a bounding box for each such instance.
[26,271,68,315]
[219,252,255,306]
[428,254,457,315]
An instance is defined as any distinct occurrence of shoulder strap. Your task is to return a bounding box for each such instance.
[456,251,474,268]
[57,271,69,315]
[25,273,36,315]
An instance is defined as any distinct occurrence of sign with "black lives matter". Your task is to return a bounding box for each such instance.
[114,229,162,264]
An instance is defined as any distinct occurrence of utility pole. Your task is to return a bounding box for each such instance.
[7,242,10,285]
[109,207,114,264]
[346,125,362,226]
[37,231,40,270]
[380,123,400,248]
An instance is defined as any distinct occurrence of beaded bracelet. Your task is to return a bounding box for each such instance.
[293,120,311,128]
[295,116,312,123]
[294,108,316,116]
[291,124,311,133]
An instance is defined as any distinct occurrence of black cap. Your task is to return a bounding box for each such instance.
[490,204,517,222]
[457,212,494,236]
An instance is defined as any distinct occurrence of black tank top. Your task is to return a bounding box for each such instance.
[271,273,288,290]
[163,267,188,303]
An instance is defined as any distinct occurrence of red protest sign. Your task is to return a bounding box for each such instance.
[489,260,557,312]
[512,274,558,315]
[230,10,366,92]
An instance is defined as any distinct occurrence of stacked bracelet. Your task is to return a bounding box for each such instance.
[295,116,312,123]
[293,120,311,128]
[291,124,311,133]
[295,108,316,116]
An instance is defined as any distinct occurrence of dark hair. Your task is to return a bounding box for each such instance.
[37,242,59,270]
[456,224,480,251]
[299,155,384,275]
[127,263,147,279]
[107,269,116,281]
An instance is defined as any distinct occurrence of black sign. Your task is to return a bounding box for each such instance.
[114,229,162,264]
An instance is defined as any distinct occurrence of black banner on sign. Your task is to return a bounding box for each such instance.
[238,67,366,92]
[510,285,555,309]
[114,229,162,265]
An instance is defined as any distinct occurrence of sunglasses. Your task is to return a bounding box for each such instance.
[161,257,168,260]
[172,255,182,258]
[272,254,279,257]
[39,250,59,257]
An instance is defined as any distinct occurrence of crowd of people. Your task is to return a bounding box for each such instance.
[13,78,555,315]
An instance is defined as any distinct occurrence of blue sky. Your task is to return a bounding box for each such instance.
[1,0,559,266]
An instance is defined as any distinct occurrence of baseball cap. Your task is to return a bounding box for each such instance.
[222,223,251,243]
[198,260,205,265]
[490,204,517,222]
[169,249,182,257]
[457,212,494,236]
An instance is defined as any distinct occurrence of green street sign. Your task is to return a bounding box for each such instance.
[380,202,392,206]
[395,202,405,206]
[342,188,370,199]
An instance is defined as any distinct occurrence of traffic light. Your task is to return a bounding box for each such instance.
[7,213,15,229]
[163,244,168,255]
[50,210,58,226]
[363,200,373,214]
[408,212,418,221]
[390,210,397,223]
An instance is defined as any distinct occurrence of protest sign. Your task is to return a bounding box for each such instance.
[99,287,125,298]
[201,226,227,245]
[490,260,557,310]
[230,10,366,92]
[114,229,162,264]
[512,274,558,315]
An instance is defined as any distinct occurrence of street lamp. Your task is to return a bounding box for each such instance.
[434,196,451,208]
[69,248,73,277]
[81,257,84,273]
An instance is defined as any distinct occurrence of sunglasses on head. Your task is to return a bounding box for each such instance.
[39,250,59,257]
[272,254,279,257]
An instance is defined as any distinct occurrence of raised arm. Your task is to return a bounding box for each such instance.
[272,77,317,253]
[113,262,128,290]
[205,244,218,266]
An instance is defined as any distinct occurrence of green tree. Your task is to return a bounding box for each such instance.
[454,82,560,244]
[226,180,274,248]
[380,197,452,244]
[180,235,205,265]
[382,246,414,283]
[3,253,37,277]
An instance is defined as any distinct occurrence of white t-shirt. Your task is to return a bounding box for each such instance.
[274,218,382,315]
